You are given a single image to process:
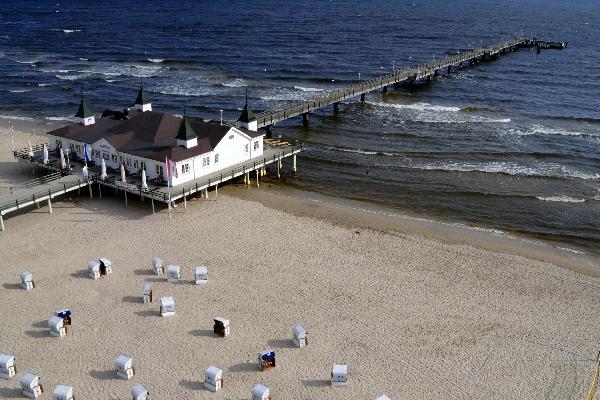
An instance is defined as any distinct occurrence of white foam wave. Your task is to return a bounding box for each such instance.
[79,57,89,61]
[412,161,600,180]
[0,115,34,121]
[368,101,461,113]
[15,59,39,65]
[55,73,87,80]
[38,83,51,87]
[294,86,325,92]
[147,58,164,63]
[222,78,247,88]
[45,116,76,122]
[62,29,81,33]
[9,89,30,93]
[325,146,394,156]
[536,196,586,203]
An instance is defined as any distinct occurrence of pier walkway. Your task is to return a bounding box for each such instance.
[255,36,542,131]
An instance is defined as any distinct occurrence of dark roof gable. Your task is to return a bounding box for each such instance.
[237,102,256,123]
[75,99,93,118]
[135,86,150,105]
[175,118,198,141]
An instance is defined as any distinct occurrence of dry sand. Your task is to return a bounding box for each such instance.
[1,127,600,399]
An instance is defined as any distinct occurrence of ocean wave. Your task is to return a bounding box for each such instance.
[79,57,89,61]
[45,116,76,122]
[38,83,51,87]
[368,101,461,113]
[147,58,164,63]
[325,145,394,157]
[410,161,600,180]
[0,114,34,121]
[536,196,586,203]
[15,59,39,65]
[294,86,325,92]
[8,89,30,93]
[55,73,88,80]
[221,78,247,88]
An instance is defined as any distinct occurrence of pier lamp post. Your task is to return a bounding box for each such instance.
[220,110,223,125]
[358,72,361,81]
[392,60,395,72]
[331,79,335,89]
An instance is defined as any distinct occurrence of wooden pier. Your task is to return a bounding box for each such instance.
[1,142,302,230]
[255,36,546,133]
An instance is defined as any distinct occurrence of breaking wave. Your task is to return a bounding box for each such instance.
[536,196,586,203]
[0,114,34,121]
[147,58,164,63]
[294,86,325,92]
[221,78,247,88]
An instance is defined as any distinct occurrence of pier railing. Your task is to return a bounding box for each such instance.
[255,36,534,128]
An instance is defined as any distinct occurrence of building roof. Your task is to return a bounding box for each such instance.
[46,110,263,163]
[75,98,93,118]
[237,102,256,123]
[175,118,198,141]
[135,85,150,105]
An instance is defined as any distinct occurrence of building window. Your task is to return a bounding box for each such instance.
[202,158,206,167]
[229,135,234,140]
[214,153,219,163]
[111,154,117,163]
[254,141,260,150]
[182,163,190,174]
[206,156,210,166]
[141,161,146,171]
[244,144,249,153]
[102,152,110,161]
[126,158,131,167]
[133,160,139,169]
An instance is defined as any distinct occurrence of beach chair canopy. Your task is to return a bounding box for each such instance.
[258,349,276,361]
[56,309,71,318]
[20,271,33,282]
[143,283,152,294]
[53,384,73,398]
[375,396,391,400]
[160,297,174,307]
[99,258,111,267]
[205,366,222,380]
[252,383,270,397]
[293,324,307,338]
[48,315,64,329]
[332,364,348,380]
[20,372,39,388]
[214,317,229,326]
[0,354,15,368]
[153,257,163,267]
[195,266,207,275]
[131,383,148,397]
[115,355,133,369]
[167,265,180,273]
[88,261,100,271]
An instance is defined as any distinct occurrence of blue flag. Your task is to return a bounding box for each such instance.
[83,143,91,162]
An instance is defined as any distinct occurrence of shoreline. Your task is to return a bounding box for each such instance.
[226,184,600,277]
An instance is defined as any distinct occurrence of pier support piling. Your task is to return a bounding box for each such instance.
[448,65,452,73]
[47,198,52,214]
[360,93,365,102]
[382,86,388,93]
[0,215,4,232]
[302,112,309,126]
[124,190,128,207]
[88,182,93,199]
[293,154,297,173]
[98,182,102,198]
[151,198,155,214]
[266,125,273,138]
[256,169,260,187]
[333,102,340,114]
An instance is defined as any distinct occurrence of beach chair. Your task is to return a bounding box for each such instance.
[21,271,34,290]
[195,266,208,285]
[203,366,223,392]
[166,265,181,283]
[160,297,175,317]
[152,257,164,275]
[48,315,66,337]
[213,317,230,337]
[52,384,74,400]
[257,349,276,371]
[251,383,271,400]
[115,355,135,380]
[292,324,308,348]
[131,383,149,400]
[20,372,43,398]
[143,283,153,303]
[0,354,16,379]
[331,363,348,387]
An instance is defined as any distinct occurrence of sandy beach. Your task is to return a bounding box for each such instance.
[1,126,600,399]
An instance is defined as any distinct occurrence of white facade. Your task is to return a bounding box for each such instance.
[160,297,175,317]
[153,257,164,275]
[195,266,207,285]
[21,271,34,290]
[48,315,66,337]
[20,372,43,398]
[331,364,348,387]
[203,366,223,392]
[76,115,95,126]
[47,125,264,188]
[131,383,149,400]
[376,396,391,400]
[292,324,308,348]
[115,355,135,380]
[0,354,15,380]
[251,383,271,400]
[135,103,152,112]
[167,265,181,283]
[52,384,74,400]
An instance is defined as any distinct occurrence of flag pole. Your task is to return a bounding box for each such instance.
[166,156,172,220]
[9,120,15,152]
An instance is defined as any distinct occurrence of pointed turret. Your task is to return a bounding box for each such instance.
[176,116,198,148]
[75,94,95,126]
[237,91,257,131]
[134,81,152,112]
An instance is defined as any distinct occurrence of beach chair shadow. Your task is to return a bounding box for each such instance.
[122,296,142,304]
[179,379,204,391]
[229,362,257,373]
[133,269,154,276]
[2,283,22,289]
[89,369,117,381]
[0,387,22,398]
[134,310,159,318]
[32,320,48,328]
[303,379,330,387]
[24,330,48,339]
[144,277,164,283]
[267,338,296,349]
[189,329,214,337]
[70,270,89,279]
